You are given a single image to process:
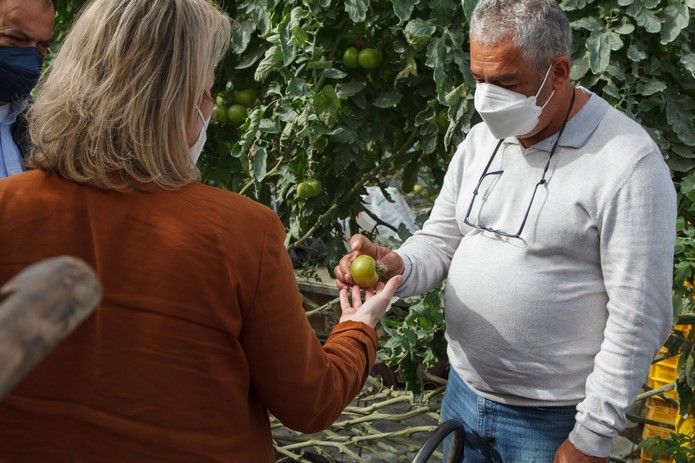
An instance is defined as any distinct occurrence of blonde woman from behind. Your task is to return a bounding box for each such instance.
[0,0,402,461]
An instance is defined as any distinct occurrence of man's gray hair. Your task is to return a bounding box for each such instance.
[470,0,572,72]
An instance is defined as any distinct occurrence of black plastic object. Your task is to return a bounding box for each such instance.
[412,419,465,463]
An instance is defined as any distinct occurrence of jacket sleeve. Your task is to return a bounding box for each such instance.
[240,212,378,433]
[570,150,676,457]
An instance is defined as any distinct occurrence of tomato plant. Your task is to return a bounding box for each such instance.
[52,0,695,403]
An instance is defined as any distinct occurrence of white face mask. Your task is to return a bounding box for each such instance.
[189,107,210,165]
[474,64,556,140]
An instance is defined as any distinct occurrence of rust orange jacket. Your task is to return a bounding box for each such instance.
[0,171,378,462]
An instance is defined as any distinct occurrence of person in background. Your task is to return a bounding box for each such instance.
[0,0,54,177]
[335,0,676,462]
[0,0,401,461]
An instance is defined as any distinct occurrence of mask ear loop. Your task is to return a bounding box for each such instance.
[536,62,556,109]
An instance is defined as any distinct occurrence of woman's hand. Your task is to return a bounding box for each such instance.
[338,275,403,328]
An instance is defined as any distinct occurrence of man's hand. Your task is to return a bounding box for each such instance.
[334,234,405,290]
[338,275,403,328]
[553,439,608,463]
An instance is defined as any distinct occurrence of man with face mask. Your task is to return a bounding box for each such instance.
[0,0,55,178]
[335,1,676,461]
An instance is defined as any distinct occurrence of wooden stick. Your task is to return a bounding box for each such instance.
[0,256,102,400]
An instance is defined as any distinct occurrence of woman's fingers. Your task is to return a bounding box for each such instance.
[351,285,362,308]
[339,287,351,311]
[378,275,403,299]
[364,289,375,301]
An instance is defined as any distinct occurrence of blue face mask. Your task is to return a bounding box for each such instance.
[0,46,43,103]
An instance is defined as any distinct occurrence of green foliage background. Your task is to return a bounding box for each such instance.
[55,0,695,431]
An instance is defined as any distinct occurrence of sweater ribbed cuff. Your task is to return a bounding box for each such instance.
[569,423,612,458]
[393,251,412,297]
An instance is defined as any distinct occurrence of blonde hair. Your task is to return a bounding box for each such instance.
[27,0,231,190]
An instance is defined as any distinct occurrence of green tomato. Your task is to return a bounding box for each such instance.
[413,184,424,195]
[212,105,228,124]
[437,110,450,131]
[307,179,322,196]
[343,47,360,69]
[233,89,257,107]
[350,255,379,288]
[227,105,247,126]
[358,48,383,70]
[297,180,322,199]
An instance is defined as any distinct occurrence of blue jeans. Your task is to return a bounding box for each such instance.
[441,369,577,463]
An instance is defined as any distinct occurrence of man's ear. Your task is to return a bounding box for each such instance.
[552,56,572,90]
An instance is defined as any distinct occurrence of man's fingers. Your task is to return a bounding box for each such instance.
[339,252,357,285]
[334,265,348,289]
[350,234,378,257]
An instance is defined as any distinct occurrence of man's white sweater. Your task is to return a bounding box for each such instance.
[395,91,676,457]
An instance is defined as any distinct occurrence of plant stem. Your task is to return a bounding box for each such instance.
[286,130,419,251]
[305,297,340,317]
[239,156,284,196]
[634,383,675,402]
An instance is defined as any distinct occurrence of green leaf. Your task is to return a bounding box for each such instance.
[668,157,695,172]
[572,16,603,31]
[462,0,477,19]
[617,0,634,5]
[287,78,309,98]
[587,31,611,74]
[336,80,366,98]
[627,44,647,62]
[680,174,695,195]
[235,43,266,70]
[603,82,621,99]
[254,45,282,82]
[681,54,695,79]
[404,18,437,46]
[666,94,695,147]
[425,36,450,103]
[660,4,690,44]
[373,88,403,108]
[635,9,662,33]
[395,55,418,81]
[392,0,419,22]
[258,119,279,134]
[626,2,643,18]
[571,50,591,80]
[321,68,348,80]
[607,32,624,51]
[345,0,368,23]
[253,147,267,182]
[231,20,255,55]
[279,16,296,66]
[641,79,667,96]
[313,85,341,126]
[613,18,635,35]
